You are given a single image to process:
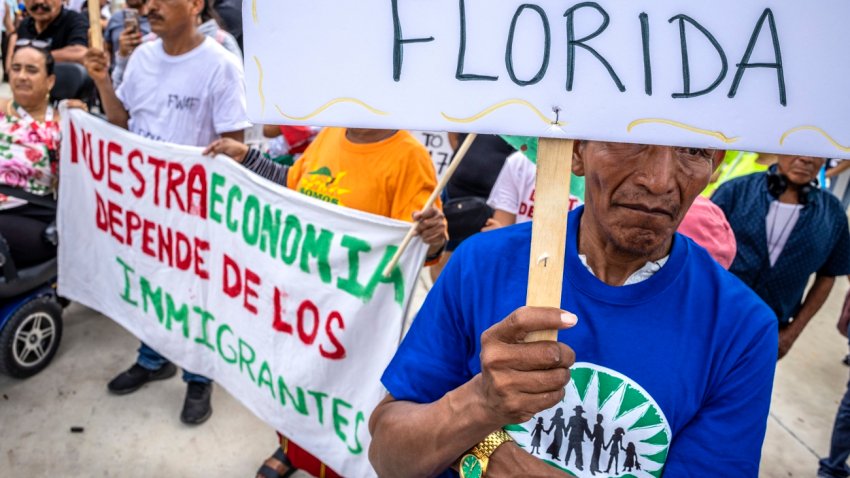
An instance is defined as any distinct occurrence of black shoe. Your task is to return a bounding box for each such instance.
[181,381,213,425]
[843,354,850,366]
[107,363,177,395]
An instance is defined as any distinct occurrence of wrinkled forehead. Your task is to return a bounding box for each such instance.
[582,140,718,162]
[584,139,715,153]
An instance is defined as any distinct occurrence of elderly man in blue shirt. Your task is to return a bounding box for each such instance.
[370,142,778,478]
[712,154,850,359]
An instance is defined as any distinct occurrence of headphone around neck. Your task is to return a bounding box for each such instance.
[766,164,818,205]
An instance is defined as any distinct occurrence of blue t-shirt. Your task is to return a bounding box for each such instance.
[382,207,778,478]
[712,172,850,324]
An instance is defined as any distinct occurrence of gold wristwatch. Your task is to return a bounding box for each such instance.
[459,429,514,478]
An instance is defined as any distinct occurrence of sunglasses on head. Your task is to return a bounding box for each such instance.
[15,39,50,50]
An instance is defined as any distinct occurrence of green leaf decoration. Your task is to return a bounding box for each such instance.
[571,367,594,403]
[643,446,670,465]
[596,371,624,410]
[641,429,670,447]
[629,405,664,432]
[616,384,650,420]
[307,166,333,177]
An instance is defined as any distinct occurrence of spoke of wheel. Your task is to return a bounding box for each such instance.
[21,348,35,364]
[31,315,42,333]
[41,328,53,341]
[33,343,46,360]
[16,332,30,345]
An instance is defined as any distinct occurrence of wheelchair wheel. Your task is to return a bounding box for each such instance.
[0,297,63,378]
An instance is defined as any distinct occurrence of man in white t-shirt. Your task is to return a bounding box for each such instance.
[83,0,250,425]
[484,151,581,230]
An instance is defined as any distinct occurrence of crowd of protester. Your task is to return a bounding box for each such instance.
[2,0,850,475]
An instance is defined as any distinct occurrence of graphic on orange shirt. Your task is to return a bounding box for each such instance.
[297,167,351,206]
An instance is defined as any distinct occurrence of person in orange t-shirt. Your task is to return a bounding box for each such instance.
[206,127,448,478]
[288,127,441,220]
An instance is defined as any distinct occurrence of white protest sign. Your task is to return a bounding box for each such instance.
[57,109,427,477]
[413,131,454,179]
[244,1,850,159]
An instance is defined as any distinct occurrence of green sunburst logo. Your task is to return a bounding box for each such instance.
[506,363,670,478]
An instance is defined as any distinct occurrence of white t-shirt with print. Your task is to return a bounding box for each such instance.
[116,37,251,148]
[487,151,581,224]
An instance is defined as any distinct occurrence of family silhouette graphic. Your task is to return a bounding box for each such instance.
[530,408,639,476]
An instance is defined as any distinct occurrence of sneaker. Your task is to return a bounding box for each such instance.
[107,363,177,395]
[181,381,213,425]
[843,354,850,366]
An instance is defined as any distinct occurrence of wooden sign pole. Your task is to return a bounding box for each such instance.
[88,0,103,50]
[524,138,574,343]
[381,133,478,277]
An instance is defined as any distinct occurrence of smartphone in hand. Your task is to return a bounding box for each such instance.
[124,8,140,35]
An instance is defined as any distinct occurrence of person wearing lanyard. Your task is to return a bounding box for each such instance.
[0,42,86,268]
[713,155,850,359]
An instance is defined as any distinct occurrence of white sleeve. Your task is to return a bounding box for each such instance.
[487,153,523,214]
[111,54,129,92]
[212,59,252,135]
[114,53,138,111]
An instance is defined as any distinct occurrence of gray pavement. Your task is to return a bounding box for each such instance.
[1,273,849,477]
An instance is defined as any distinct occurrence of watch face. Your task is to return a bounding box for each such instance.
[460,454,482,478]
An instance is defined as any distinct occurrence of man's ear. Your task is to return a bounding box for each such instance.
[711,149,725,172]
[190,0,204,18]
[572,140,586,177]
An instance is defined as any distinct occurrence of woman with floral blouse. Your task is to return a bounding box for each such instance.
[0,41,84,267]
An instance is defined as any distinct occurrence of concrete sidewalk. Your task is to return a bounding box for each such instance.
[1,276,849,477]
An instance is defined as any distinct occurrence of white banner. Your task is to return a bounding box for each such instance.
[57,109,427,477]
[244,1,850,159]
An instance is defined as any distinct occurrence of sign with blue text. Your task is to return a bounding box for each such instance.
[244,1,850,159]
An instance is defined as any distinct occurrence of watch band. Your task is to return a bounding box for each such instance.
[471,429,514,475]
[425,241,447,262]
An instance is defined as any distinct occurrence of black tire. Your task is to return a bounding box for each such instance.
[0,297,63,378]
